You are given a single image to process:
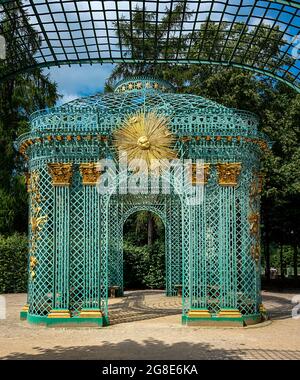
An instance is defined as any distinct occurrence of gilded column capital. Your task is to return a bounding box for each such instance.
[79,163,100,185]
[189,163,211,185]
[48,163,73,186]
[216,163,242,186]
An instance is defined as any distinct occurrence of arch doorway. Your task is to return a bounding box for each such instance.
[122,210,165,292]
[107,195,183,324]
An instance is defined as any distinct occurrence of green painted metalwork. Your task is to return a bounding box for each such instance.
[16,76,270,326]
[1,1,300,92]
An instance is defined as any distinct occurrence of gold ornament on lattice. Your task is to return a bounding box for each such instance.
[113,111,177,170]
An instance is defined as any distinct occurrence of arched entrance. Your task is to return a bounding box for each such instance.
[108,194,183,306]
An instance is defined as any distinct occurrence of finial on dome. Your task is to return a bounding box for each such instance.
[114,76,174,93]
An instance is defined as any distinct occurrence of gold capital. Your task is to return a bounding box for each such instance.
[79,163,100,186]
[189,163,210,185]
[216,163,242,186]
[48,163,73,186]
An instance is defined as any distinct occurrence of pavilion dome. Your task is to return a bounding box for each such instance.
[29,76,261,138]
[63,76,229,115]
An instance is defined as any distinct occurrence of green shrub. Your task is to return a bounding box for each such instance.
[143,241,165,289]
[123,240,165,290]
[0,233,28,293]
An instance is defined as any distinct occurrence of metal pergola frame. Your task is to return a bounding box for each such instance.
[0,0,299,91]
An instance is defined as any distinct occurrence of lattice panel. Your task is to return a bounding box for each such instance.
[28,167,53,316]
[108,197,123,290]
[69,169,85,316]
[206,169,222,314]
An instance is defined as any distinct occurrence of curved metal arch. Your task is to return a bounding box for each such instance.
[122,205,167,227]
[270,0,300,9]
[0,1,300,92]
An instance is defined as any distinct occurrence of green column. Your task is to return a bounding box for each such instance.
[78,163,102,320]
[47,163,72,319]
[216,163,242,321]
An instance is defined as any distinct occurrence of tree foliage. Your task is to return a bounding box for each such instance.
[0,233,28,293]
[0,1,59,234]
[123,212,165,289]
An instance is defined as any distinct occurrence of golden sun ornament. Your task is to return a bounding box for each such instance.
[114,111,177,169]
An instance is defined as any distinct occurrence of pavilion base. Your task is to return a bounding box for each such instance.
[182,310,263,327]
[25,313,110,327]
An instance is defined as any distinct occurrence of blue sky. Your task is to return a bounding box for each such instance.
[44,63,114,105]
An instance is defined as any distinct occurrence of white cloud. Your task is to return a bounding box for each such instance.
[44,63,114,105]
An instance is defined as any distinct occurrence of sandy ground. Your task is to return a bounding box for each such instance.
[0,290,300,360]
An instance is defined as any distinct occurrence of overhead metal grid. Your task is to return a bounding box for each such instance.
[0,0,299,91]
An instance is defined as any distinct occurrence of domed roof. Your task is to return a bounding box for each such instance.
[61,77,229,115]
[29,76,260,137]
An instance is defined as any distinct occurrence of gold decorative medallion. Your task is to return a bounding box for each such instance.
[79,163,100,185]
[113,111,176,169]
[251,243,261,262]
[48,163,73,186]
[28,171,48,281]
[30,256,38,280]
[216,163,242,186]
[248,213,260,237]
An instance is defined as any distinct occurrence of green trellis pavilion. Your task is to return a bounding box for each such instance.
[16,76,269,327]
[1,0,298,328]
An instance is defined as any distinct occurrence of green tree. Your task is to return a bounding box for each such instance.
[0,1,59,234]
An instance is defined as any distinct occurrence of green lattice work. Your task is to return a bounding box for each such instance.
[0,1,300,91]
[16,77,269,326]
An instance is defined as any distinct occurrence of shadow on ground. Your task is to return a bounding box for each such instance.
[109,291,181,325]
[108,290,296,325]
[263,293,295,320]
[2,339,300,360]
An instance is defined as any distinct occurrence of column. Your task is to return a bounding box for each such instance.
[78,163,102,319]
[186,163,211,320]
[216,162,243,321]
[100,194,110,325]
[47,163,73,319]
[108,199,123,295]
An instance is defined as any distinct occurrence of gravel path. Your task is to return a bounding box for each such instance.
[0,290,299,360]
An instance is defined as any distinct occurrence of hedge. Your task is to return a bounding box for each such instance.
[0,233,28,293]
[123,240,165,290]
[0,233,165,293]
